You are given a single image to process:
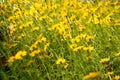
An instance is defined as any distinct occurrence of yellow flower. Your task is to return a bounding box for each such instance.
[82,12,88,19]
[29,52,36,57]
[26,21,33,27]
[0,21,4,26]
[98,1,103,7]
[30,49,41,57]
[69,15,76,21]
[86,36,93,42]
[99,58,110,63]
[70,44,78,50]
[83,47,88,51]
[19,25,25,29]
[74,37,80,43]
[73,46,83,52]
[15,54,22,60]
[64,63,69,69]
[94,15,99,24]
[15,50,27,60]
[83,72,100,79]
[56,58,66,64]
[64,33,71,39]
[114,23,120,26]
[8,51,27,62]
[48,24,58,31]
[41,37,46,42]
[58,27,66,35]
[73,47,79,52]
[39,16,46,21]
[88,46,94,52]
[10,0,16,3]
[50,12,57,17]
[71,38,76,43]
[20,51,27,56]
[8,56,15,62]
[107,71,114,75]
[79,26,86,32]
[78,34,86,39]
[18,33,26,39]
[32,27,39,32]
[44,42,50,52]
[112,75,120,80]
[8,16,15,21]
[115,52,120,56]
[30,43,37,51]
[105,71,114,77]
[114,19,120,26]
[29,6,36,16]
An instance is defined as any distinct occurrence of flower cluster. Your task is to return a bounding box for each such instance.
[8,50,27,62]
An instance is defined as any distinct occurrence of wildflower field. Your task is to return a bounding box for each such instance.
[0,0,120,80]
